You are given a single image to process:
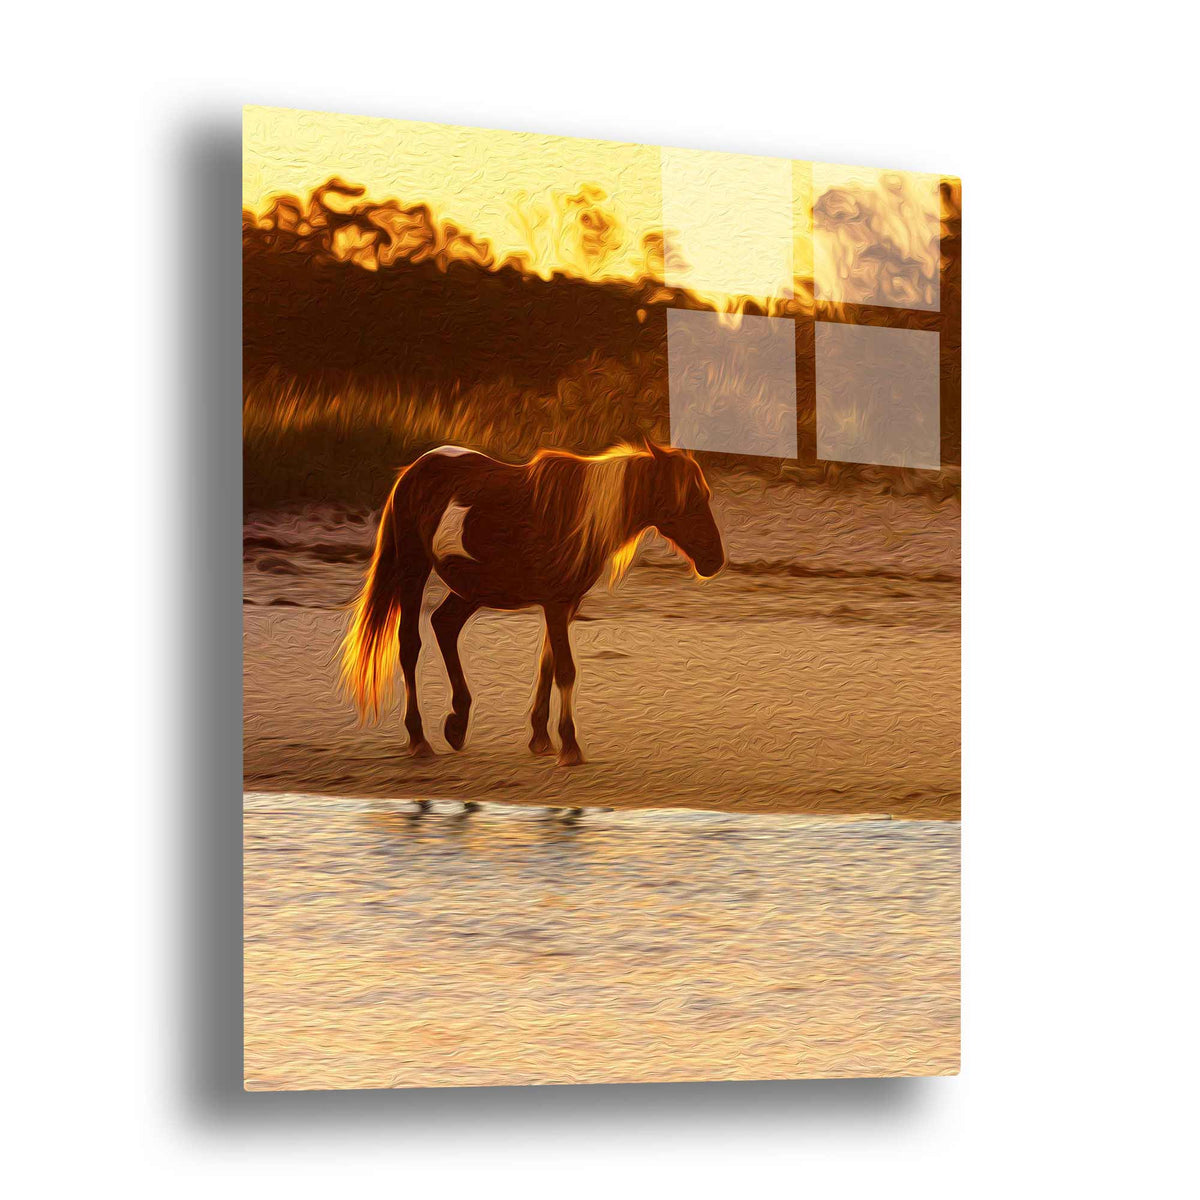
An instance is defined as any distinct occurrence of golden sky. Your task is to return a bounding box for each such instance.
[243,105,949,307]
[244,106,664,283]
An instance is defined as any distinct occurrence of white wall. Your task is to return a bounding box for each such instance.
[6,2,1196,1194]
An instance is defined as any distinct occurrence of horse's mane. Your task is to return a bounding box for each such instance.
[527,444,649,585]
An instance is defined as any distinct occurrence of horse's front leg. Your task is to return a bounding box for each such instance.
[528,629,555,755]
[432,591,478,750]
[544,602,584,766]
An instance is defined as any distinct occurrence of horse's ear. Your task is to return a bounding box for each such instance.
[645,439,671,461]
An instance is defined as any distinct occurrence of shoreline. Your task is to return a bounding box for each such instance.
[243,787,960,823]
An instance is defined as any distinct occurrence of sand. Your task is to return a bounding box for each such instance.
[243,474,959,819]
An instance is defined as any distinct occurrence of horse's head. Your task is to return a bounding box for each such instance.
[643,441,725,579]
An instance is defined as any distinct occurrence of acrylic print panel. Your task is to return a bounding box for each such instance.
[243,106,961,1090]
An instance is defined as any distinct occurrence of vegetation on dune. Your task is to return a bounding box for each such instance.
[243,180,960,512]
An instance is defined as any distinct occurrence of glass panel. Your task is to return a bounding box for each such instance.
[667,309,797,459]
[816,321,940,468]
[813,164,941,311]
[660,146,794,302]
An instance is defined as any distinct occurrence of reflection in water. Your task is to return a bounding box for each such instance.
[245,794,959,1089]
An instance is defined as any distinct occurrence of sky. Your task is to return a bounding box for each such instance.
[244,105,665,284]
[243,105,949,307]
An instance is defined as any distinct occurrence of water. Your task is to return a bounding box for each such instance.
[244,794,958,1089]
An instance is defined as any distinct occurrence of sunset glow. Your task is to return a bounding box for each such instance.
[244,105,955,310]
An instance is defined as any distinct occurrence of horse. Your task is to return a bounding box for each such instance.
[339,440,725,766]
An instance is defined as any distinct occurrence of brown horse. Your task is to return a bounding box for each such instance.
[340,441,724,765]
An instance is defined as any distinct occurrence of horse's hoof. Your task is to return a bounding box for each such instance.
[408,739,435,759]
[415,799,432,812]
[444,713,468,751]
[462,800,480,813]
[557,745,585,767]
[528,733,553,756]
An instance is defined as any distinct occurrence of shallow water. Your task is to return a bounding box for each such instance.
[244,794,959,1089]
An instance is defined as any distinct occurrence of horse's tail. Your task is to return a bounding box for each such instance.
[339,475,410,723]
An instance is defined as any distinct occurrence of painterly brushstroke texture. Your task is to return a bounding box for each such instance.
[242,106,961,1089]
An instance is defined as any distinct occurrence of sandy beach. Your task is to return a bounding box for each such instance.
[244,472,960,819]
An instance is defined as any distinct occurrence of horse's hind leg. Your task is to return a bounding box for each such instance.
[432,592,478,751]
[545,603,584,766]
[528,629,554,755]
[399,564,433,757]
